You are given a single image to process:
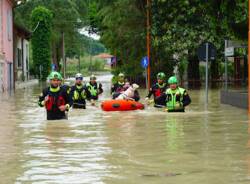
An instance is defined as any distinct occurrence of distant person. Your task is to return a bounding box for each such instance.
[70,73,90,109]
[145,72,168,107]
[58,76,71,95]
[111,73,140,101]
[38,72,71,120]
[86,74,103,105]
[158,76,191,112]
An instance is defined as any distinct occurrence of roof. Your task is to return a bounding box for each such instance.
[93,53,114,59]
[14,23,31,39]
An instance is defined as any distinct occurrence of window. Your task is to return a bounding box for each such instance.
[26,44,29,71]
[17,48,22,68]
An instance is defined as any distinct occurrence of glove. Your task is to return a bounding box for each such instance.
[145,97,150,105]
[174,102,183,109]
[90,99,95,106]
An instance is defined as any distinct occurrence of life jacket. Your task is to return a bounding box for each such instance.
[86,82,98,96]
[45,87,66,111]
[154,83,166,97]
[116,82,125,93]
[73,85,86,101]
[166,87,185,111]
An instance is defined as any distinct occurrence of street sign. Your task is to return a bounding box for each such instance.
[197,42,216,61]
[51,64,56,71]
[111,56,117,64]
[141,56,149,68]
[225,47,234,57]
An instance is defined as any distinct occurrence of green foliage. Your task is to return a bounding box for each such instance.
[178,59,188,82]
[16,0,248,83]
[234,48,247,57]
[66,57,107,77]
[219,62,234,79]
[66,33,106,58]
[31,6,52,81]
[92,0,147,78]
[15,0,107,77]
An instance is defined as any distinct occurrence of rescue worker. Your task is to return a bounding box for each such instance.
[158,76,191,112]
[86,74,103,105]
[38,71,71,120]
[111,73,126,98]
[70,73,90,109]
[111,73,140,101]
[145,72,168,107]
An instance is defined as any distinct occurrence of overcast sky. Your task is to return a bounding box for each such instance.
[80,27,100,40]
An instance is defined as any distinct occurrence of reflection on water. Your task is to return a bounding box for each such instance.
[0,75,249,183]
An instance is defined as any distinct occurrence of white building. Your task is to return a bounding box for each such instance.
[13,23,31,83]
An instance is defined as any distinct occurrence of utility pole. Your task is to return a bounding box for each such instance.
[248,0,250,113]
[205,43,209,110]
[146,0,151,89]
[89,31,92,74]
[78,52,81,73]
[62,31,66,78]
[224,40,228,91]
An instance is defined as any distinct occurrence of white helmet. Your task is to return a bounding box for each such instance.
[75,73,83,79]
[90,74,96,80]
[118,73,125,77]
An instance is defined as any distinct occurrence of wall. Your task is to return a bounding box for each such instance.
[1,0,13,91]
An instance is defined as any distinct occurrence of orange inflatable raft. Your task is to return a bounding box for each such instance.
[101,99,144,111]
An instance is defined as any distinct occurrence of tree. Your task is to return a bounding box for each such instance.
[93,0,147,79]
[31,6,52,80]
[93,0,248,85]
[15,0,83,71]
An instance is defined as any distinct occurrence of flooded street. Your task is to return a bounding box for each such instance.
[0,74,249,184]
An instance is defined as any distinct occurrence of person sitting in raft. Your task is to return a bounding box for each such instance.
[38,72,71,120]
[116,83,140,100]
[145,72,168,108]
[86,74,103,105]
[157,76,191,112]
[111,73,140,101]
[70,73,90,109]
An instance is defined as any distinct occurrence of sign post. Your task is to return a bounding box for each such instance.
[51,64,56,71]
[224,46,234,91]
[146,0,151,90]
[141,56,149,89]
[197,42,216,110]
[205,43,209,108]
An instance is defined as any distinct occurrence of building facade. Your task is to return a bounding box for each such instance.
[0,0,14,92]
[13,24,31,82]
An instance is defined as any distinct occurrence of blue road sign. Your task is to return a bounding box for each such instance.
[51,64,56,71]
[141,56,149,68]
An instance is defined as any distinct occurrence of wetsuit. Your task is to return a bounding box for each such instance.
[38,86,71,120]
[146,83,167,107]
[61,84,71,95]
